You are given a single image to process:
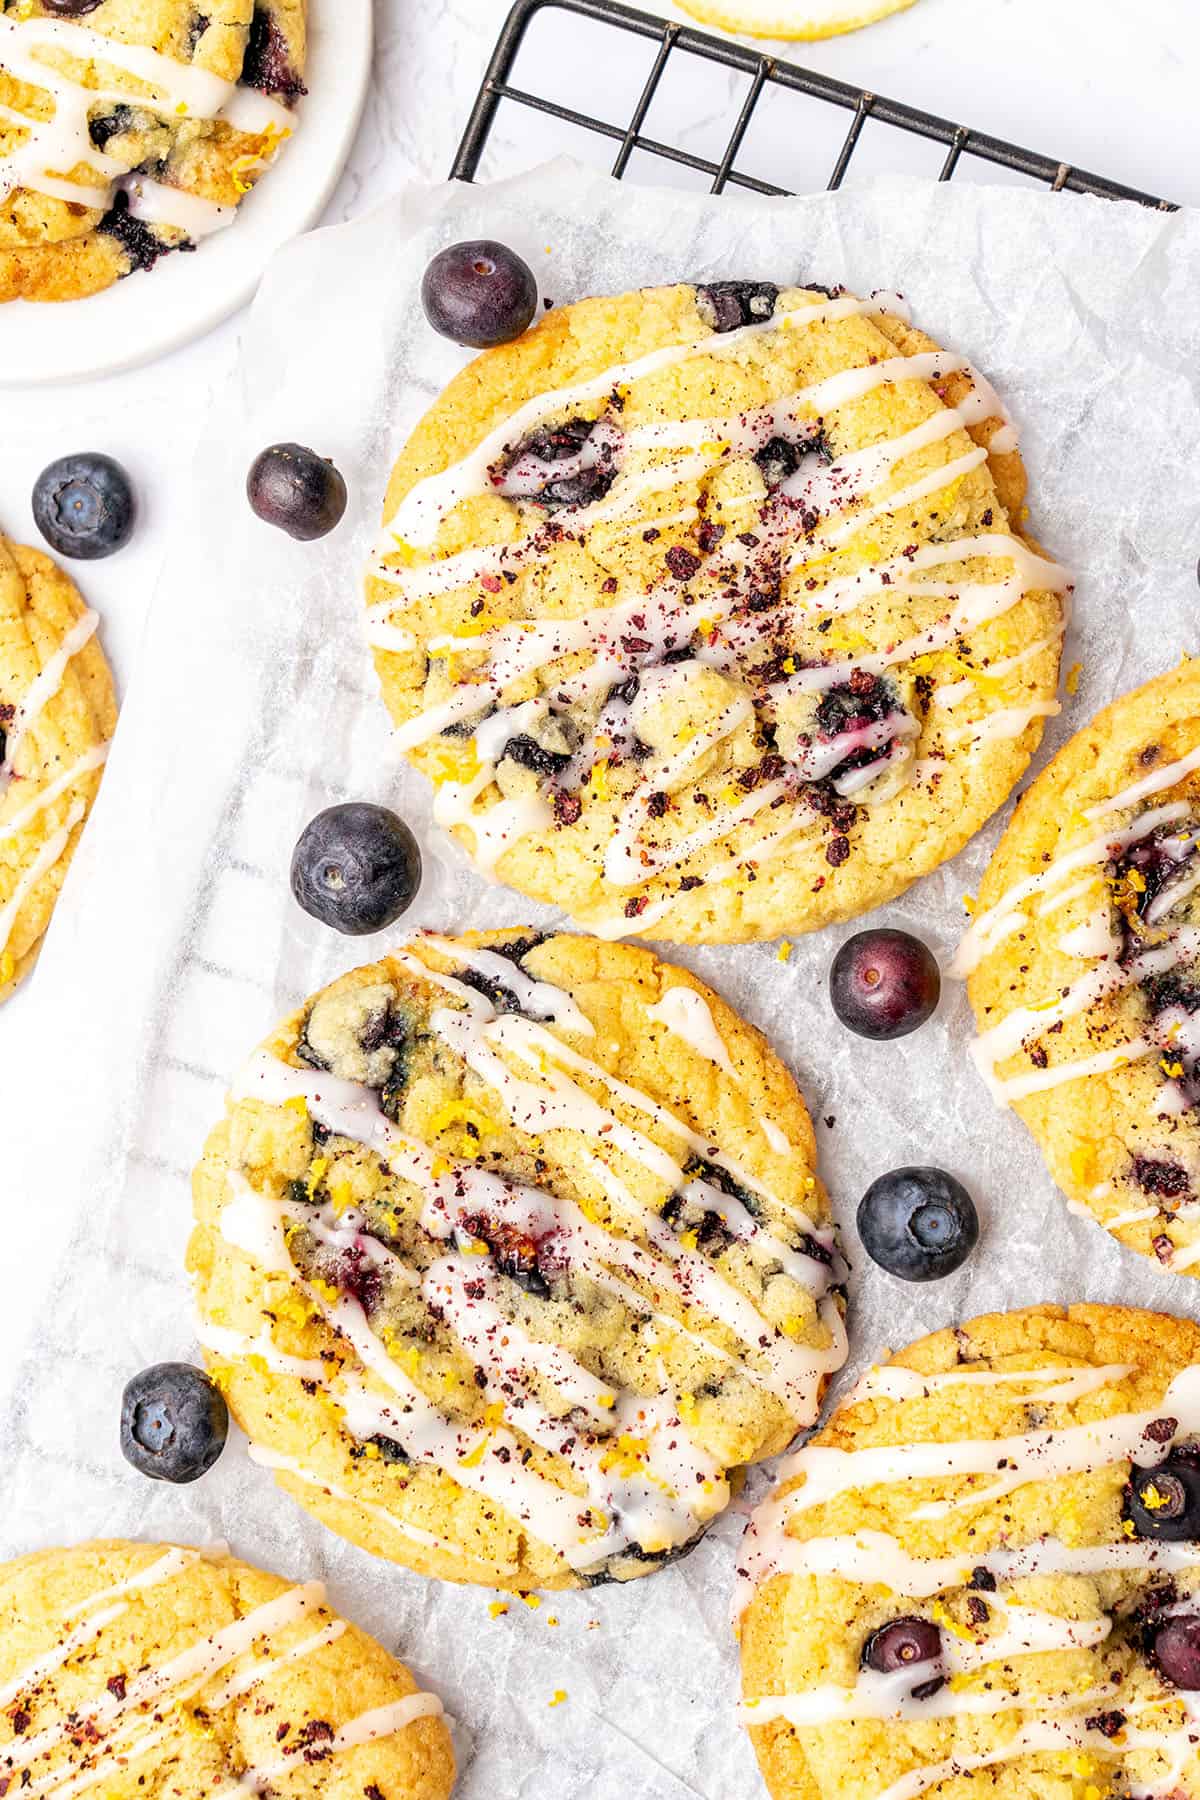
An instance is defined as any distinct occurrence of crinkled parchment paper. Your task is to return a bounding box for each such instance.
[3,162,1200,1798]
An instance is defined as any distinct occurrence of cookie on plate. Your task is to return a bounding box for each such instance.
[365,280,1069,943]
[0,534,115,1000]
[189,929,846,1591]
[739,1302,1200,1800]
[0,0,305,304]
[959,661,1200,1277]
[0,1539,453,1798]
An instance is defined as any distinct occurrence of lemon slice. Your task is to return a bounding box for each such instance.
[673,0,918,40]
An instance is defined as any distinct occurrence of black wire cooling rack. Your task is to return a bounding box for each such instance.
[452,0,1174,209]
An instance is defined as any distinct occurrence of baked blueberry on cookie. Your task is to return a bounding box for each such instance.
[0,533,116,1000]
[960,661,1200,1277]
[188,930,846,1590]
[0,1540,453,1797]
[365,280,1069,942]
[0,0,306,304]
[739,1303,1200,1800]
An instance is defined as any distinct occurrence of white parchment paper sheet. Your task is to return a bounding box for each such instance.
[3,162,1200,1798]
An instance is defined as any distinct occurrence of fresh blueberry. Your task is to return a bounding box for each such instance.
[291,802,422,935]
[40,0,104,12]
[421,240,538,349]
[1127,1448,1200,1541]
[857,1167,979,1281]
[830,929,941,1041]
[120,1363,228,1484]
[32,453,135,561]
[862,1618,943,1698]
[246,443,348,541]
[1151,1614,1200,1688]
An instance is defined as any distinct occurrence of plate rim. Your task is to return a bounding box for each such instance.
[0,0,374,388]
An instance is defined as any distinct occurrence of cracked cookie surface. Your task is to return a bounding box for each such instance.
[366,281,1067,944]
[0,0,305,303]
[0,1539,453,1798]
[961,661,1200,1279]
[0,534,115,1001]
[189,929,845,1591]
[739,1302,1200,1800]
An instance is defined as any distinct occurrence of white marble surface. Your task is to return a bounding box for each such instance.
[1,0,1196,697]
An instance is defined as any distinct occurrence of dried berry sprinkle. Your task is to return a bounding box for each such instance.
[665,545,701,581]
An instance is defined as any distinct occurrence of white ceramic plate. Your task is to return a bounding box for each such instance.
[0,0,373,386]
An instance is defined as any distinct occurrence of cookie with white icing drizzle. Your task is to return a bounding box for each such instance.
[960,661,1200,1275]
[0,534,115,1001]
[189,929,846,1590]
[0,0,304,304]
[0,1538,452,1798]
[365,280,1069,943]
[739,1302,1200,1800]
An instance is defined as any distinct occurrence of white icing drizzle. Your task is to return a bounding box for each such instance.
[0,13,293,225]
[206,1619,346,1706]
[385,293,913,551]
[217,945,844,1571]
[945,696,1061,744]
[386,524,1065,903]
[0,1548,201,1713]
[773,1364,1200,1523]
[738,1353,1200,1797]
[247,1444,478,1562]
[968,929,1200,1104]
[785,444,989,569]
[0,797,85,959]
[952,724,1200,1138]
[0,1581,325,1789]
[646,984,738,1078]
[849,1361,1135,1407]
[951,799,1192,978]
[227,1694,444,1796]
[118,171,234,239]
[932,633,1063,709]
[744,1525,1200,1602]
[1085,742,1200,821]
[760,1118,791,1154]
[60,1546,208,1620]
[744,1667,1113,1728]
[370,345,972,596]
[0,609,98,783]
[194,1319,328,1383]
[368,291,1067,919]
[414,931,595,1034]
[0,741,108,845]
[869,1717,1152,1800]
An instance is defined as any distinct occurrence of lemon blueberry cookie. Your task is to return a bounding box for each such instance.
[0,0,305,304]
[365,279,1069,943]
[188,928,846,1591]
[0,533,115,1000]
[0,1539,453,1798]
[739,1302,1200,1800]
[959,661,1200,1279]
